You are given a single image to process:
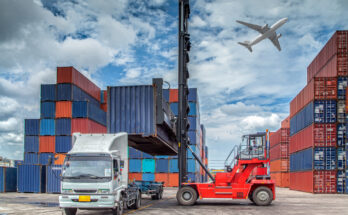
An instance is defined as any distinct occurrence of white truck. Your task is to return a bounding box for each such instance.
[58,133,141,215]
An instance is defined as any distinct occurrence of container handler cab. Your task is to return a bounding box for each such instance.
[176,131,275,206]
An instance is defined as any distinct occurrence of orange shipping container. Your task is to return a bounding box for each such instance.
[271,172,289,188]
[155,173,169,187]
[169,89,178,103]
[168,173,179,187]
[39,136,55,153]
[54,154,66,165]
[129,173,142,182]
[56,101,72,118]
[270,159,289,172]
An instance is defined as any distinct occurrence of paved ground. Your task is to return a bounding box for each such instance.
[0,188,348,215]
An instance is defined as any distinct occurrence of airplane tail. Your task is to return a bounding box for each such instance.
[238,41,252,52]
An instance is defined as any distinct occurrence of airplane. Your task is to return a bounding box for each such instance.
[236,18,288,52]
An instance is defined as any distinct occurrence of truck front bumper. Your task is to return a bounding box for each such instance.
[59,195,117,209]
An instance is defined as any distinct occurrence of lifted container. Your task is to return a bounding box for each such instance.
[134,180,164,200]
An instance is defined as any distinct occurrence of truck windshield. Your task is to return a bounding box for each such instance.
[62,155,112,181]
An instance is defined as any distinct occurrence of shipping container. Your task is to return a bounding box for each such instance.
[57,84,99,106]
[57,67,101,102]
[41,84,56,101]
[0,167,17,192]
[155,159,169,173]
[337,170,346,193]
[289,123,336,154]
[337,100,345,123]
[188,116,199,131]
[100,90,106,104]
[17,164,46,193]
[188,131,199,145]
[338,77,348,99]
[46,165,62,193]
[129,159,142,173]
[142,159,155,173]
[337,148,346,170]
[168,173,179,187]
[169,103,178,116]
[169,89,178,103]
[155,173,169,187]
[169,88,198,103]
[55,119,71,136]
[25,119,40,136]
[281,116,290,129]
[107,81,177,155]
[270,143,289,161]
[270,172,289,188]
[24,136,39,153]
[39,136,55,153]
[24,153,39,164]
[290,78,337,118]
[128,173,142,182]
[40,119,55,136]
[290,170,337,193]
[162,89,169,103]
[169,159,179,173]
[290,101,336,136]
[54,154,66,165]
[129,147,143,159]
[55,101,72,118]
[337,124,346,147]
[40,102,55,118]
[307,31,348,82]
[142,173,155,181]
[71,118,106,134]
[346,171,348,194]
[72,101,106,126]
[55,136,72,153]
[270,128,289,148]
[142,152,153,159]
[270,159,289,172]
[39,153,54,165]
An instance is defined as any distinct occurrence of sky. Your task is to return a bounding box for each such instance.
[0,0,348,168]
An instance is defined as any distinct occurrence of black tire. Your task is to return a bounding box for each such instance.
[151,195,158,200]
[176,186,197,206]
[248,193,254,203]
[131,191,141,209]
[252,186,273,206]
[112,199,124,215]
[63,208,77,215]
[159,189,163,199]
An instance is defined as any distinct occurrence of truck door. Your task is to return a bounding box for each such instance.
[113,159,121,190]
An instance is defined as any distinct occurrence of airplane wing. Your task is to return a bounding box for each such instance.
[236,20,268,34]
[268,32,281,51]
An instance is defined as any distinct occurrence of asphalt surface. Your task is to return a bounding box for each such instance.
[0,188,348,215]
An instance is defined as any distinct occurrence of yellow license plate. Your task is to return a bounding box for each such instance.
[79,196,91,202]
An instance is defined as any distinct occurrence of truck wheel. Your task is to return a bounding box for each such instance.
[159,189,163,199]
[176,186,197,206]
[252,186,273,206]
[63,208,77,215]
[131,191,141,209]
[112,200,124,215]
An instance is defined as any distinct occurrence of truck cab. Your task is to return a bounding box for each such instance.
[59,133,141,215]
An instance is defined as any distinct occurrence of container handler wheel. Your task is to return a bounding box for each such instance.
[176,186,197,206]
[63,208,77,215]
[252,186,273,206]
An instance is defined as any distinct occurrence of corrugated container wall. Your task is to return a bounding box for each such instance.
[41,84,56,101]
[46,165,61,193]
[25,119,40,136]
[72,101,106,126]
[17,165,46,193]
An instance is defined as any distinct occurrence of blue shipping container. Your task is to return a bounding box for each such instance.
[188,116,198,131]
[39,153,54,165]
[46,165,62,193]
[169,159,179,173]
[72,101,106,126]
[337,170,346,193]
[290,148,313,172]
[162,89,169,103]
[18,165,46,193]
[40,119,55,136]
[189,102,197,116]
[24,136,39,153]
[41,84,56,101]
[337,148,346,170]
[170,103,178,116]
[337,77,348,100]
[325,147,336,170]
[188,131,199,145]
[0,167,3,192]
[24,153,38,164]
[187,145,200,159]
[142,159,155,173]
[40,102,55,118]
[0,167,17,192]
[25,119,40,136]
[346,171,348,194]
[142,173,155,181]
[55,119,71,136]
[55,136,72,153]
[337,124,346,147]
[129,147,143,159]
[142,152,153,159]
[57,84,99,106]
[187,159,198,173]
[129,159,142,173]
[155,159,169,173]
[188,88,198,102]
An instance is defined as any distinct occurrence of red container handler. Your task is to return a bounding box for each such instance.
[57,67,101,102]
[71,119,106,134]
[270,143,289,161]
[270,128,289,148]
[289,123,336,154]
[290,170,337,193]
[290,77,337,118]
[307,31,348,82]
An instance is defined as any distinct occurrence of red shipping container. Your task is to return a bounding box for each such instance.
[100,103,107,112]
[169,89,178,103]
[270,143,289,161]
[128,173,142,182]
[155,173,170,187]
[307,31,348,82]
[289,123,336,154]
[271,172,289,188]
[290,170,337,193]
[290,77,337,118]
[39,136,55,153]
[71,119,106,134]
[57,67,101,102]
[281,116,290,129]
[270,159,289,173]
[56,101,72,118]
[168,173,179,187]
[270,128,289,148]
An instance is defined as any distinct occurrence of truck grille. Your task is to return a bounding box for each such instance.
[74,189,97,194]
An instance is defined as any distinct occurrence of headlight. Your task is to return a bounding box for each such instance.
[62,189,73,194]
[98,189,110,194]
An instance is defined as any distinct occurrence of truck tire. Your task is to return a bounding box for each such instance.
[176,186,197,206]
[252,186,273,206]
[131,191,141,209]
[112,199,124,215]
[159,189,163,199]
[63,208,77,215]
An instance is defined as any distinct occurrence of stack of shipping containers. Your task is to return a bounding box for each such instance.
[289,31,348,193]
[270,117,290,187]
[19,67,107,193]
